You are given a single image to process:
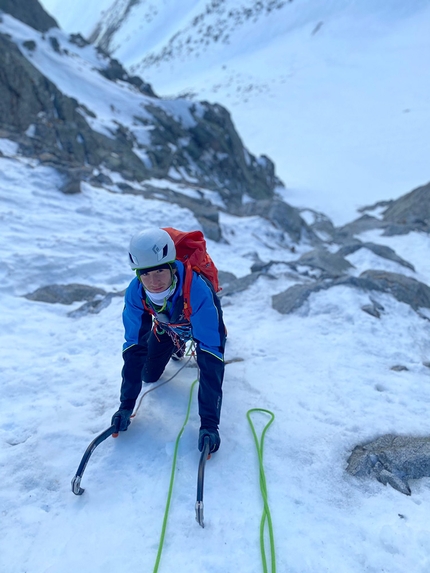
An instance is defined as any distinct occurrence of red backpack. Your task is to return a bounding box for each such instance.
[163,227,221,320]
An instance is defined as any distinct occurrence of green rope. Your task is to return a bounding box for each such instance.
[247,408,276,573]
[152,377,199,573]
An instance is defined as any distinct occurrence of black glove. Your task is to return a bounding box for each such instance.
[198,427,220,453]
[111,408,133,431]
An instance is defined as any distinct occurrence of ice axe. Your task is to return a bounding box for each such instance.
[195,436,211,527]
[71,417,120,495]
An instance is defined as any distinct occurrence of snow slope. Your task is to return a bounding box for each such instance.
[39,0,430,224]
[1,4,430,573]
[2,141,430,573]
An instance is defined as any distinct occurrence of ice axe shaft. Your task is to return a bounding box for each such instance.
[195,436,211,527]
[71,420,120,495]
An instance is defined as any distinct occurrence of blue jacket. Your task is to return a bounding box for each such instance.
[120,261,226,429]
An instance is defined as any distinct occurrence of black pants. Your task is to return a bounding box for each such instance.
[142,330,176,383]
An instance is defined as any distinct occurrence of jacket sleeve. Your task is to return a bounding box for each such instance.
[190,275,226,430]
[120,278,152,410]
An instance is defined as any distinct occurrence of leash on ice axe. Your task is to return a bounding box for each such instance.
[247,408,277,573]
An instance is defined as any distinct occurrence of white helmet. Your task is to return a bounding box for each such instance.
[128,228,176,270]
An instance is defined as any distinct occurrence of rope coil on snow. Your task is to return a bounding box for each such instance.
[136,354,276,573]
[247,408,276,573]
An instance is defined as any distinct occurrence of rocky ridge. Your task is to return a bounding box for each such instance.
[0,0,57,32]
[0,2,284,240]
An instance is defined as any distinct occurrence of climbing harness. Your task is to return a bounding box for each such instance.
[132,344,196,417]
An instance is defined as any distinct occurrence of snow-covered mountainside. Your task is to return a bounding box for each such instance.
[40,0,430,224]
[0,9,288,241]
[2,2,430,572]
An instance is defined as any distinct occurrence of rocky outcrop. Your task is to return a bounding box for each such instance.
[23,284,125,317]
[218,271,267,298]
[0,25,282,220]
[382,181,430,235]
[272,270,430,315]
[335,214,386,241]
[236,199,318,243]
[295,248,353,278]
[272,282,319,315]
[358,270,430,311]
[98,56,157,97]
[337,242,415,271]
[247,238,415,284]
[24,284,109,305]
[347,434,430,495]
[0,34,155,182]
[300,209,337,242]
[247,246,353,280]
[119,182,223,241]
[337,182,430,238]
[0,0,58,32]
[141,102,282,209]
